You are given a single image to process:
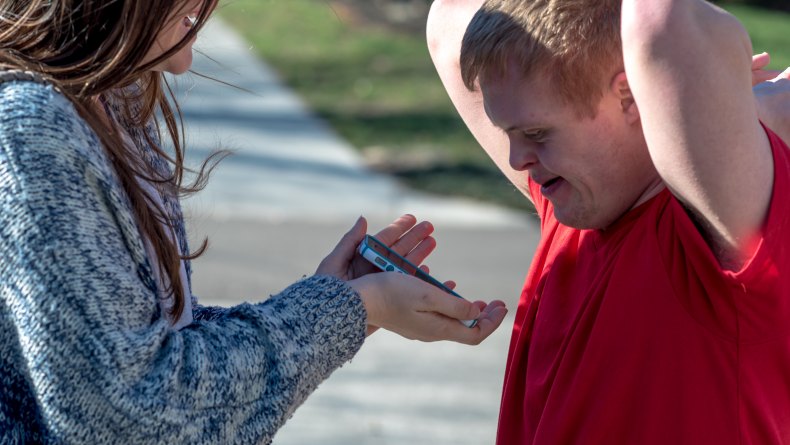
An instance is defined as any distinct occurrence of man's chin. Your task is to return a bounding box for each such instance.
[554,208,612,231]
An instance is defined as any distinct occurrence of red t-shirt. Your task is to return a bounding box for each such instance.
[497,127,790,445]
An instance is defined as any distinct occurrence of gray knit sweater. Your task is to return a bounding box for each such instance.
[0,79,367,444]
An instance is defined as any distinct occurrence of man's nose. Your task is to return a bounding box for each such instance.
[509,137,539,171]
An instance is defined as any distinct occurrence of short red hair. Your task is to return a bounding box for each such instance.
[460,0,623,117]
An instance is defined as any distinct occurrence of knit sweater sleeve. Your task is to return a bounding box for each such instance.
[0,82,367,444]
[192,301,234,322]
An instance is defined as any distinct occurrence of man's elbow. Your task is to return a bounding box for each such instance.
[426,0,485,56]
[426,1,462,51]
[622,0,748,61]
[621,1,681,58]
[426,0,447,57]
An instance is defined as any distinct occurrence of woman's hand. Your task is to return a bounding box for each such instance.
[349,271,508,345]
[751,53,790,145]
[752,52,783,86]
[317,214,443,336]
[316,214,507,342]
[316,214,436,281]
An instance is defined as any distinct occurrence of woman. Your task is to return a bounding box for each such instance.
[0,1,507,443]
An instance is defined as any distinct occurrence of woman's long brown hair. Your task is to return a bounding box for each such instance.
[0,0,227,322]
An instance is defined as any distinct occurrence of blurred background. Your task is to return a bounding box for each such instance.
[178,1,790,444]
[217,0,790,213]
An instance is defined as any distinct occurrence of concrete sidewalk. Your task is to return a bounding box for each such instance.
[176,19,531,229]
[175,18,540,445]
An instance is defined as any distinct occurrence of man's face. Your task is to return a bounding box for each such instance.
[480,67,662,230]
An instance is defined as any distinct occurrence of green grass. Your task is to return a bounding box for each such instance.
[217,0,530,210]
[217,1,790,212]
[725,4,790,68]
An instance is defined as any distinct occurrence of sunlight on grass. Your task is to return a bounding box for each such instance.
[726,5,790,68]
[217,0,790,211]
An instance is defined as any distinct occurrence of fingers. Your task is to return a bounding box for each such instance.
[754,69,784,86]
[373,214,418,246]
[361,272,508,345]
[391,221,434,256]
[429,298,508,345]
[751,52,782,86]
[420,285,481,322]
[467,303,508,344]
[402,235,436,265]
[752,52,770,71]
[776,67,790,81]
[418,267,457,292]
[481,300,508,314]
[373,214,436,259]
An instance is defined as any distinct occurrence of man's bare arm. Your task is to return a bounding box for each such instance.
[622,0,773,261]
[427,0,532,204]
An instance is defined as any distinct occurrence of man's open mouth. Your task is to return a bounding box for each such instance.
[543,177,561,188]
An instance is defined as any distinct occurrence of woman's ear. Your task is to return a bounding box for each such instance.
[611,71,640,124]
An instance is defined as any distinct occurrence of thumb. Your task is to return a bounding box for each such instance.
[425,287,481,321]
[317,216,368,276]
[331,216,367,257]
[752,52,770,71]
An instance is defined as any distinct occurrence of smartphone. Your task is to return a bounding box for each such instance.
[358,234,477,328]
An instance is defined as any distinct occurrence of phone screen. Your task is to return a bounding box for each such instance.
[359,235,477,328]
[359,234,477,328]
[366,235,420,276]
[362,235,459,296]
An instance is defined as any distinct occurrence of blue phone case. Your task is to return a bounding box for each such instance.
[358,234,477,328]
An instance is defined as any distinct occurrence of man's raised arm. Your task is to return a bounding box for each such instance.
[427,0,532,203]
[621,0,773,261]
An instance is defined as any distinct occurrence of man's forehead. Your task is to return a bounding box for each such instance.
[479,59,555,101]
[482,56,542,85]
[480,72,557,123]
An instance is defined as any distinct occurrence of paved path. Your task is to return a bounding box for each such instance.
[175,19,530,229]
[174,18,540,445]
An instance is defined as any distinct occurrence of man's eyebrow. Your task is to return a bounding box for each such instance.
[502,122,541,133]
[481,99,543,133]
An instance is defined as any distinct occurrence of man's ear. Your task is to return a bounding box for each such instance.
[611,71,640,124]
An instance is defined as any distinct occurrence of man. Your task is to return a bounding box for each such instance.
[428,0,790,443]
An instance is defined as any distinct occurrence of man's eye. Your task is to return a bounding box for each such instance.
[524,130,547,142]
